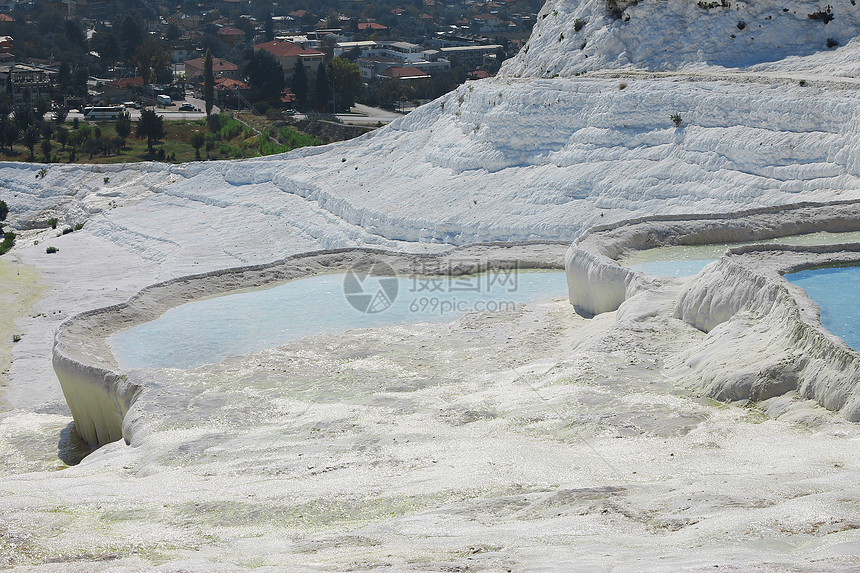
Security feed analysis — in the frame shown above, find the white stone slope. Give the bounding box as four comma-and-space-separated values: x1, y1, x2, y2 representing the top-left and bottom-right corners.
3, 69, 859, 411
7, 290, 860, 572
563, 200, 860, 420
673, 244, 860, 421
505, 0, 860, 76
1, 1, 860, 571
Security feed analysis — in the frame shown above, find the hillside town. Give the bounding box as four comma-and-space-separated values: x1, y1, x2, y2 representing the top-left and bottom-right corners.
0, 0, 541, 114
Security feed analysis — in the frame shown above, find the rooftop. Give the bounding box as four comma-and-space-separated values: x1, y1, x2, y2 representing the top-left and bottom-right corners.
254, 40, 324, 58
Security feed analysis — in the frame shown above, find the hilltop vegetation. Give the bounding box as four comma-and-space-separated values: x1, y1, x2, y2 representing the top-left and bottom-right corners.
0, 112, 325, 165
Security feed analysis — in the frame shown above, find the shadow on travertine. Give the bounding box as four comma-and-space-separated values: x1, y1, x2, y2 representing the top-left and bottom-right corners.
58, 421, 94, 466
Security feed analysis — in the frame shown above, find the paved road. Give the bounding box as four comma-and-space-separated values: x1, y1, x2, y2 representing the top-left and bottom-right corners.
64, 108, 206, 122
288, 104, 406, 125
60, 101, 403, 125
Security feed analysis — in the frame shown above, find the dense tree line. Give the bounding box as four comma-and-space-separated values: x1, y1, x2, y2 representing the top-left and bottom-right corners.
0, 94, 167, 162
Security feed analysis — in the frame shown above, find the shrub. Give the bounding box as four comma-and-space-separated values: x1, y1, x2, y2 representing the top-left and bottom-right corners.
697, 0, 729, 8
207, 114, 221, 133
46, 246, 58, 254
74, 222, 83, 231
0, 231, 15, 255
808, 7, 834, 23
606, 0, 637, 19
61, 227, 73, 235
12, 334, 21, 342
276, 126, 324, 150
737, 20, 746, 30
0, 199, 7, 221
671, 112, 683, 127
574, 18, 586, 32
826, 37, 839, 48
47, 217, 58, 229
218, 115, 244, 140
115, 111, 132, 139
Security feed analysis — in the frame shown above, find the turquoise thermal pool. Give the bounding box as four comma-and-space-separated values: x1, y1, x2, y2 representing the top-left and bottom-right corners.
109, 270, 568, 370
785, 265, 860, 351
622, 231, 860, 277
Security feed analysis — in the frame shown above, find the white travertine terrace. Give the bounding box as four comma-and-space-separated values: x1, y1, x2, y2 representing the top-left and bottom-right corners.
566, 199, 860, 418
52, 244, 567, 447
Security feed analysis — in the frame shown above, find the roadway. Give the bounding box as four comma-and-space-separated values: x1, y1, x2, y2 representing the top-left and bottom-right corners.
63, 98, 405, 125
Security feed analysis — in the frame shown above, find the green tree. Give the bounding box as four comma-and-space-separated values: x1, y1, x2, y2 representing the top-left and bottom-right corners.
115, 111, 132, 139
204, 49, 214, 117
53, 106, 68, 126
71, 66, 89, 97
0, 199, 7, 221
64, 20, 86, 50
13, 105, 35, 132
22, 126, 39, 160
292, 61, 308, 111
328, 57, 362, 111
132, 38, 170, 85
314, 63, 332, 112
0, 115, 18, 153
39, 121, 54, 141
264, 13, 274, 41
119, 14, 144, 59
136, 109, 164, 153
40, 138, 52, 162
89, 31, 120, 71
243, 48, 284, 101
190, 131, 205, 159
56, 126, 69, 149
57, 61, 71, 94
166, 23, 180, 42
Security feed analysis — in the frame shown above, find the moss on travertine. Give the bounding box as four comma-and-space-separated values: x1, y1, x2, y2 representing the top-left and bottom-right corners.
0, 257, 43, 409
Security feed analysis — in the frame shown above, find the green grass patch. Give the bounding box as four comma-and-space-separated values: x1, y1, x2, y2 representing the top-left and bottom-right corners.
0, 113, 325, 165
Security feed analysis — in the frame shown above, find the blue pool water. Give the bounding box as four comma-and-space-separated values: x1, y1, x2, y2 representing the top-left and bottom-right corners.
109, 270, 568, 370
622, 231, 860, 277
785, 266, 860, 350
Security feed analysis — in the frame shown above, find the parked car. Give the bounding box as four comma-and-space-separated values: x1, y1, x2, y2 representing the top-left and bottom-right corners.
178, 103, 197, 112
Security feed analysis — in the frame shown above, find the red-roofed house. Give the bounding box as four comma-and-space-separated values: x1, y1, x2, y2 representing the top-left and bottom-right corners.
111, 77, 144, 88
217, 26, 246, 47
254, 40, 324, 76
379, 66, 431, 81
474, 13, 509, 32
213, 77, 250, 109
0, 13, 12, 35
185, 57, 240, 81
358, 22, 387, 31
289, 9, 313, 20
214, 77, 247, 90
280, 88, 295, 105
